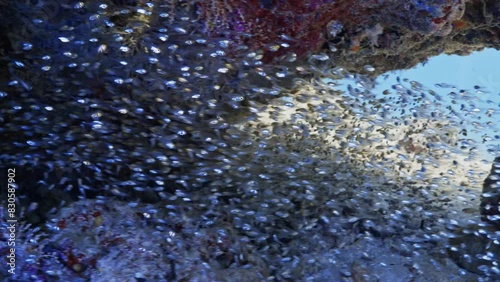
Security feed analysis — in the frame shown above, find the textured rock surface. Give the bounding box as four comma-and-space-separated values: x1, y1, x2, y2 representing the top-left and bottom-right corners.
331, 0, 500, 75
0, 185, 486, 281
195, 0, 500, 74
2, 0, 500, 77
448, 224, 500, 280
481, 156, 500, 226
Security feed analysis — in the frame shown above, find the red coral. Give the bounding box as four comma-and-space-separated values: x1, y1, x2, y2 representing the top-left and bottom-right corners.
197, 0, 466, 61
198, 0, 339, 61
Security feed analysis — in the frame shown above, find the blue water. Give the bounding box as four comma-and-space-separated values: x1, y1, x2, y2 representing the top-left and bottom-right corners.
331, 49, 500, 162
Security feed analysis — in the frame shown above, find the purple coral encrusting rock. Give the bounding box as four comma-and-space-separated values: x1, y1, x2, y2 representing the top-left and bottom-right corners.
196, 0, 468, 60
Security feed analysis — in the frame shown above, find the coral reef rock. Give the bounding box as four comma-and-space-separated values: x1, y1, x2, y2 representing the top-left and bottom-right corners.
481, 156, 500, 227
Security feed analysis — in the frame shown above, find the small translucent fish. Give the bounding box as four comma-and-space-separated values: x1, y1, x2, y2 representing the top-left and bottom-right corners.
435, 83, 454, 88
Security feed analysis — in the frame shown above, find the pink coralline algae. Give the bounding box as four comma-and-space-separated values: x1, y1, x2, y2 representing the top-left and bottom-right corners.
197, 0, 467, 61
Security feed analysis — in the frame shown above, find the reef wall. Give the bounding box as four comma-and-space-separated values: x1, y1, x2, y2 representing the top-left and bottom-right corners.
2, 0, 500, 79
481, 156, 500, 226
